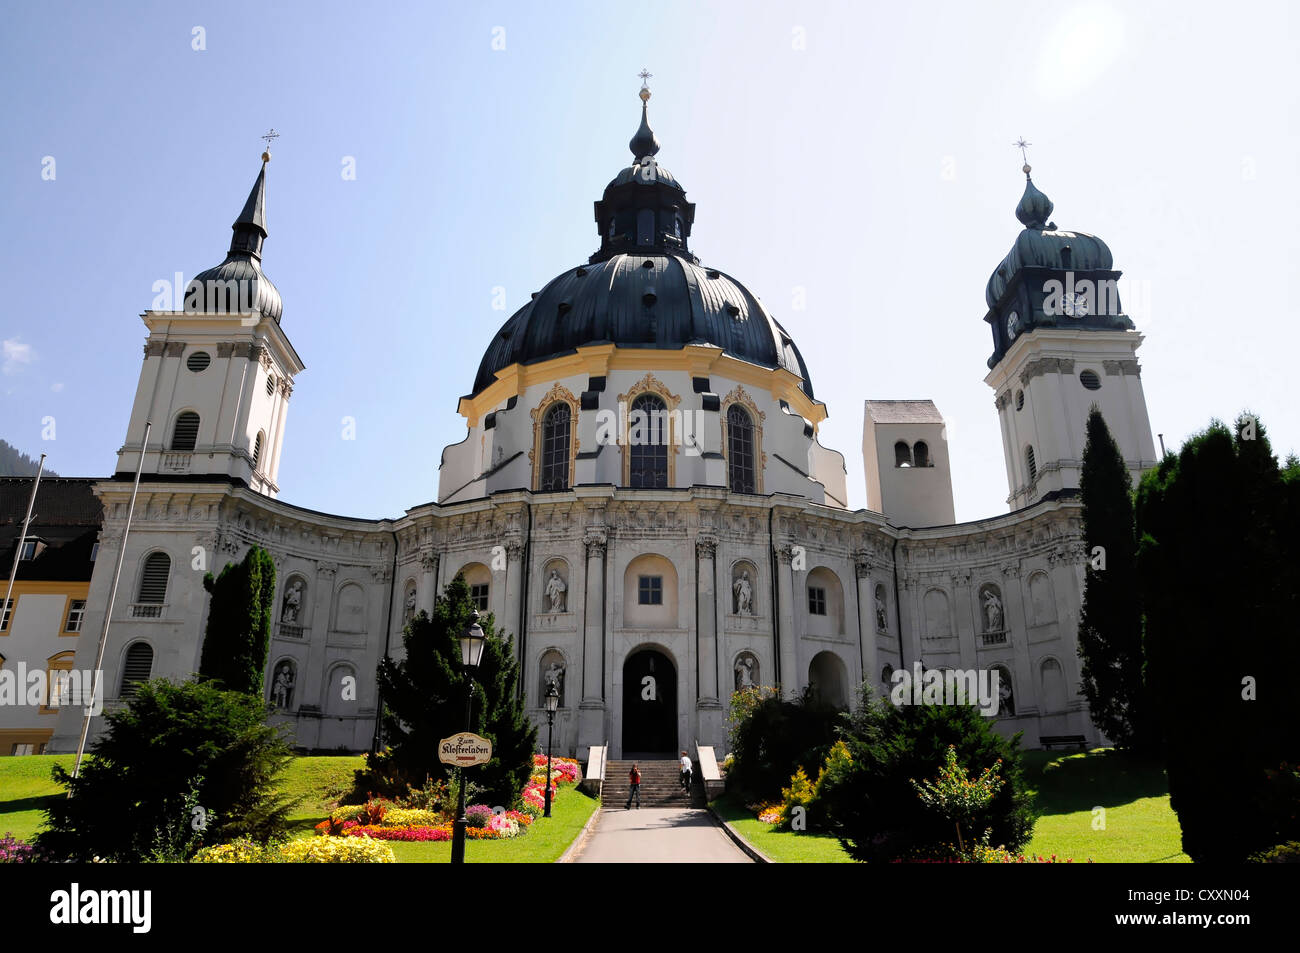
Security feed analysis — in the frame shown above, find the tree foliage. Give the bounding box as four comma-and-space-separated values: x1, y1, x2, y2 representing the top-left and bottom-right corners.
726, 686, 842, 803
199, 545, 275, 698
1076, 407, 1155, 750
1136, 413, 1300, 861
38, 679, 298, 862
366, 573, 537, 807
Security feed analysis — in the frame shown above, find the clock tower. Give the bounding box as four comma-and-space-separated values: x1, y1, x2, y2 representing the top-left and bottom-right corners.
983, 164, 1157, 510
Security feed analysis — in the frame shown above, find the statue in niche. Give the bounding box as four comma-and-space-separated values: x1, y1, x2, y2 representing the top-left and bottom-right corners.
404, 587, 417, 622
996, 669, 1015, 717
545, 569, 567, 612
542, 658, 566, 707
734, 654, 758, 691
875, 586, 888, 632
733, 570, 753, 615
281, 579, 304, 625
982, 589, 1004, 632
271, 661, 295, 709
881, 664, 894, 690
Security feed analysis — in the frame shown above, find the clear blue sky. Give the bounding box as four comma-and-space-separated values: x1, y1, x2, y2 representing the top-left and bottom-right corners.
2, 0, 1296, 520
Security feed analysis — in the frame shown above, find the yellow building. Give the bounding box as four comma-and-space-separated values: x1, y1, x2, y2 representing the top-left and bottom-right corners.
0, 478, 102, 755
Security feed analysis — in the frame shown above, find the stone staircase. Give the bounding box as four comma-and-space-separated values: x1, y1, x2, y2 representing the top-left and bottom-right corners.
603, 759, 705, 808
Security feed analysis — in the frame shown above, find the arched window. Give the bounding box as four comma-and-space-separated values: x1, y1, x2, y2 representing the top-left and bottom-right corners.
540, 403, 571, 491
1025, 445, 1038, 483
628, 393, 668, 488
136, 552, 170, 610
252, 431, 265, 471
170, 412, 200, 452
727, 405, 755, 493
120, 642, 154, 699
913, 440, 930, 468
894, 441, 912, 468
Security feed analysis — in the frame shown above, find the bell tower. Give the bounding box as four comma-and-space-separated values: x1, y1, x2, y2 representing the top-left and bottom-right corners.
116, 152, 304, 497
982, 163, 1157, 510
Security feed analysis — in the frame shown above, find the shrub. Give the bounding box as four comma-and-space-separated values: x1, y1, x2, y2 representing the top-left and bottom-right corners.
817, 685, 1035, 862
465, 804, 494, 829
727, 686, 842, 803
0, 833, 35, 864
276, 836, 395, 863
198, 546, 275, 697
38, 678, 299, 862
380, 808, 443, 828
1248, 841, 1300, 863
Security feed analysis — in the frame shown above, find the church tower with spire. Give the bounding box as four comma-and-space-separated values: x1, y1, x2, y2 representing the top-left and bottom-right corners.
982, 162, 1157, 510
116, 150, 304, 497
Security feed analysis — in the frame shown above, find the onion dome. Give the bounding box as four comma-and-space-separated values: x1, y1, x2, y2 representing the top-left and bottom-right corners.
185, 157, 284, 322
471, 83, 813, 399
985, 165, 1115, 310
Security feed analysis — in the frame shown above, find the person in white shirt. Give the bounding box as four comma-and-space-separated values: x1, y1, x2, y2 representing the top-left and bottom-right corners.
679, 750, 693, 794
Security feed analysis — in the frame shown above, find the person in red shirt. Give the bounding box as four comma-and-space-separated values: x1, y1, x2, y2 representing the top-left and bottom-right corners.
625, 763, 641, 810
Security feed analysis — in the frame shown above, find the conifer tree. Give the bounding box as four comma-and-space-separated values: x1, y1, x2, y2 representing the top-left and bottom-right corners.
374, 573, 536, 806
1076, 407, 1152, 750
199, 545, 275, 698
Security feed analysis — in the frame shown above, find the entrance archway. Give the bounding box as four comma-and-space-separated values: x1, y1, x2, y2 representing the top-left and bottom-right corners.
622, 647, 677, 756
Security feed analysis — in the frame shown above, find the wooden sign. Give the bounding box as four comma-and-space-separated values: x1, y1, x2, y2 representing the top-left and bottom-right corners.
438, 732, 493, 766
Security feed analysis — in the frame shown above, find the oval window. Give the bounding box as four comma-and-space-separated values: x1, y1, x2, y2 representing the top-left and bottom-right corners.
186, 351, 211, 372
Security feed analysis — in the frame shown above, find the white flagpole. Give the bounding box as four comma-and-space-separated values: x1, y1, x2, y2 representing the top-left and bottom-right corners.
72, 421, 151, 786
3, 453, 46, 637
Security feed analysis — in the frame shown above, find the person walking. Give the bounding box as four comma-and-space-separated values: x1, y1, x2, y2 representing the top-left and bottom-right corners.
679, 750, 693, 795
625, 762, 641, 810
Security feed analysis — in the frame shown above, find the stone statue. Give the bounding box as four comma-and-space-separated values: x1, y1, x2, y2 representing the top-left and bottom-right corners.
271, 662, 295, 709
733, 571, 753, 615
543, 659, 566, 706
734, 654, 756, 690
545, 569, 567, 612
281, 579, 303, 625
997, 671, 1015, 717
875, 593, 888, 632
404, 587, 417, 622
983, 589, 1003, 632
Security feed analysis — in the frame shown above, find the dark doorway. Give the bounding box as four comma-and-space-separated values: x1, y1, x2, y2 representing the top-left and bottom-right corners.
622, 648, 676, 756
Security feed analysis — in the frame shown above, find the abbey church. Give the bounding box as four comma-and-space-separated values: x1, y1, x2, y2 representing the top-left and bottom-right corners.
32, 83, 1155, 759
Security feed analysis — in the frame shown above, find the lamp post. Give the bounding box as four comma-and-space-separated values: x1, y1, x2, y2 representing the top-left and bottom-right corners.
451, 609, 487, 866
543, 683, 559, 818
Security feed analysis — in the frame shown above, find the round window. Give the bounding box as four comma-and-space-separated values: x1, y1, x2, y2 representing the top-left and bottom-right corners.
1080, 370, 1102, 390
186, 351, 211, 372
1015, 390, 1025, 411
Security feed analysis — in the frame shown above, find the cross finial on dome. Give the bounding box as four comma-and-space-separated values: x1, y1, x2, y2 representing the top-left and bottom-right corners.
629, 71, 660, 159
1013, 136, 1032, 176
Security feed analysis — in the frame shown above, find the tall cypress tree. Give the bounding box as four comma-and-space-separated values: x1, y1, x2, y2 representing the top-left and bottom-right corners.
374, 573, 536, 806
199, 545, 275, 698
1137, 414, 1300, 861
1076, 407, 1152, 750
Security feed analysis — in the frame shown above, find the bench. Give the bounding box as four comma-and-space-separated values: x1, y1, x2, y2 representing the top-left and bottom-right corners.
1039, 735, 1088, 750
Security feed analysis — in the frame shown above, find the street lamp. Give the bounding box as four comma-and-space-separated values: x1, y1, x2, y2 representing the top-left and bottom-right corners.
451, 609, 487, 865
543, 683, 560, 818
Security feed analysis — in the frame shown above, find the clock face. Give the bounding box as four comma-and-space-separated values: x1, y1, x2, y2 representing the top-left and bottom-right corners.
1006, 311, 1020, 341
1063, 292, 1088, 317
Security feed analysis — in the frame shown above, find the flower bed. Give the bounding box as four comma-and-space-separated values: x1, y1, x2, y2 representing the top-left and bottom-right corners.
192, 836, 395, 863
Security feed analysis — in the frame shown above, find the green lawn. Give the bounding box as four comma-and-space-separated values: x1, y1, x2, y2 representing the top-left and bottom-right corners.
710, 794, 853, 863
0, 754, 598, 863
712, 747, 1189, 863
1021, 748, 1190, 863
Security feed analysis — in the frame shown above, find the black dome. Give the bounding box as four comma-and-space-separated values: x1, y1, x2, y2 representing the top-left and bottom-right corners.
472, 252, 814, 398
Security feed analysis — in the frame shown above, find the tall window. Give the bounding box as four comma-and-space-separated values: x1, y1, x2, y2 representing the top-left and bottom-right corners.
727, 405, 755, 493
65, 599, 86, 633
894, 441, 912, 468
252, 431, 265, 471
0, 598, 11, 631
120, 642, 154, 699
808, 586, 827, 616
540, 403, 571, 491
171, 412, 200, 451
134, 552, 170, 617
470, 583, 490, 612
628, 394, 668, 488
913, 441, 930, 468
1025, 445, 1038, 483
